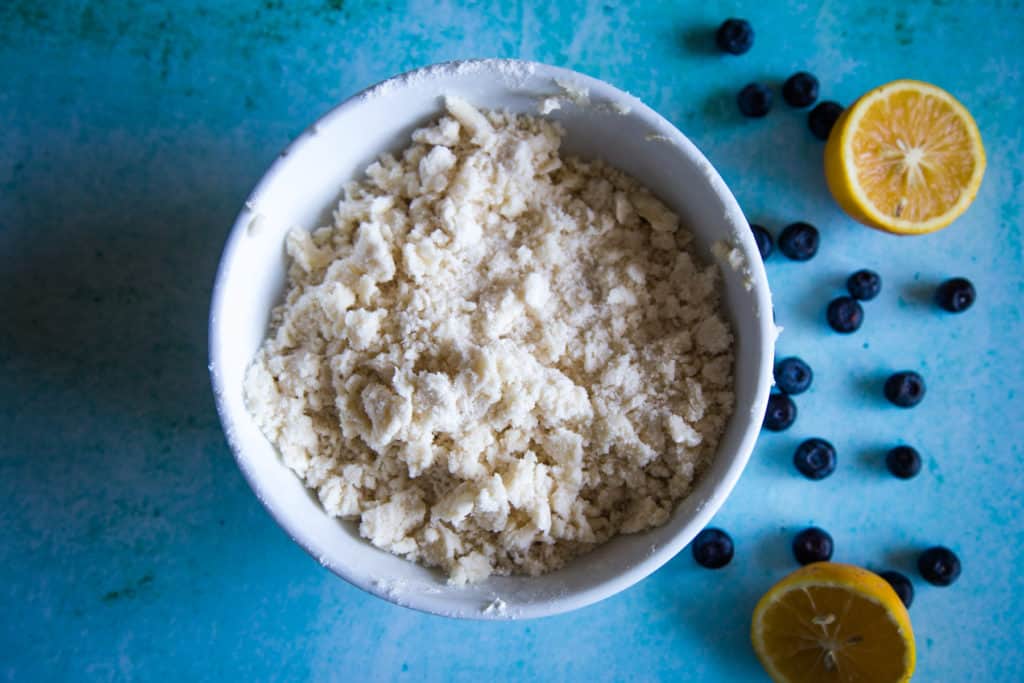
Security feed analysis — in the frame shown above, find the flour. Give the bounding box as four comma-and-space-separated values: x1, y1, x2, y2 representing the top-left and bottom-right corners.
362, 60, 538, 102
553, 78, 591, 106
246, 212, 266, 237
711, 239, 754, 292
482, 597, 509, 616
244, 98, 735, 584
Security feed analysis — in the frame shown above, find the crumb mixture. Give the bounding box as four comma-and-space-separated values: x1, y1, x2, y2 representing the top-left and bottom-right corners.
244, 97, 735, 584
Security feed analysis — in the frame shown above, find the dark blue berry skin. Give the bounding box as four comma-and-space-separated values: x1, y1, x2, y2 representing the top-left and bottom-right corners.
827, 296, 864, 333
738, 83, 772, 117
778, 222, 819, 260
775, 357, 813, 395
936, 277, 976, 312
792, 527, 834, 565
918, 546, 962, 587
692, 528, 734, 569
782, 71, 819, 108
886, 446, 922, 479
794, 438, 836, 480
884, 371, 926, 408
763, 393, 797, 431
751, 224, 773, 260
847, 269, 882, 301
879, 570, 915, 607
716, 18, 754, 55
809, 101, 844, 140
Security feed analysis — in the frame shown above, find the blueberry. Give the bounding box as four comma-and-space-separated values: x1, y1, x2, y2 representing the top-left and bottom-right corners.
878, 570, 915, 607
792, 527, 834, 565
886, 445, 922, 479
763, 393, 797, 431
918, 546, 961, 587
750, 224, 773, 260
808, 101, 844, 140
794, 438, 836, 480
777, 222, 819, 260
826, 296, 864, 333
884, 371, 926, 408
782, 71, 819, 108
936, 277, 976, 313
847, 269, 882, 301
775, 357, 813, 395
738, 83, 772, 118
715, 18, 754, 55
692, 528, 734, 569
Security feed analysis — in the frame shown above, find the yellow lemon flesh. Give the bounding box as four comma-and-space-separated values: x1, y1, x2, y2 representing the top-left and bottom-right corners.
824, 79, 985, 235
751, 563, 916, 683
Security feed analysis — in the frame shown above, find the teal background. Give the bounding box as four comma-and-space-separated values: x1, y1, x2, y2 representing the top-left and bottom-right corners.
2, 1, 1022, 680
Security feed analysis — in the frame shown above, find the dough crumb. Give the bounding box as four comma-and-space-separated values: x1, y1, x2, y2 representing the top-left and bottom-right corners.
245, 99, 735, 584
537, 97, 562, 115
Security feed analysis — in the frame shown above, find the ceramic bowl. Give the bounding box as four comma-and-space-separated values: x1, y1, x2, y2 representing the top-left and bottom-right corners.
209, 59, 774, 620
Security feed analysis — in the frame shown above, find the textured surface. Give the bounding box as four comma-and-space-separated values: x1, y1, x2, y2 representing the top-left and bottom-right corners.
2, 1, 1022, 680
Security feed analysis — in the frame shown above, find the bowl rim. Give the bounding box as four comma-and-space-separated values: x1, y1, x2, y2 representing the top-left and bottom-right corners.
209, 57, 774, 620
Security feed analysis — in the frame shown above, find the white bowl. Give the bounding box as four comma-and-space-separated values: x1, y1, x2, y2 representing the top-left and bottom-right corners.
209, 59, 774, 620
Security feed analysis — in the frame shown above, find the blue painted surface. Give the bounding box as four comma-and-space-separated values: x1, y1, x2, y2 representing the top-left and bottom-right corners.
2, 1, 1022, 680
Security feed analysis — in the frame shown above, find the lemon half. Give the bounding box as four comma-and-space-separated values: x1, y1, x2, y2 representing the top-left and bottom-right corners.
751, 563, 916, 683
824, 79, 985, 235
